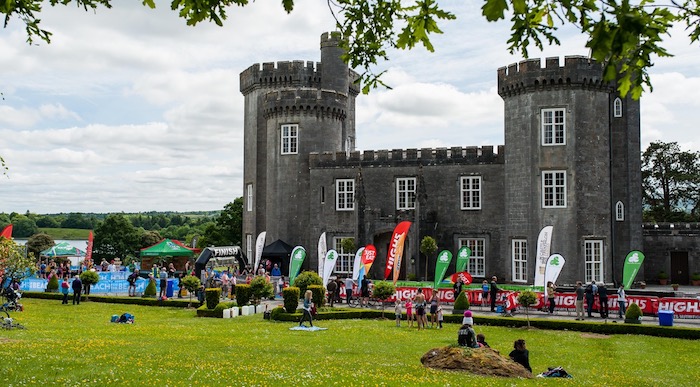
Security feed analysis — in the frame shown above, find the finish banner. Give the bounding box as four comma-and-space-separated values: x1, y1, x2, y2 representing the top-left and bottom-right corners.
322, 249, 339, 286
433, 250, 453, 289
352, 247, 364, 281
544, 254, 565, 286
534, 225, 553, 287
317, 232, 327, 278
288, 246, 306, 286
622, 250, 645, 290
361, 244, 377, 281
455, 246, 471, 273
384, 221, 411, 281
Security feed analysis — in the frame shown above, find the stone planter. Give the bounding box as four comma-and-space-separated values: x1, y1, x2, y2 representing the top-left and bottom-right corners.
659, 279, 668, 285
692, 280, 700, 286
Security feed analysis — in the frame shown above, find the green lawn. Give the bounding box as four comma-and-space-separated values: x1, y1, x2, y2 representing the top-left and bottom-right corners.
1, 299, 698, 386
38, 228, 91, 240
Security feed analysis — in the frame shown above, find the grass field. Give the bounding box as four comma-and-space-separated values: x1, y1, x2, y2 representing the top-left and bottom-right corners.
1, 298, 699, 386
37, 228, 91, 240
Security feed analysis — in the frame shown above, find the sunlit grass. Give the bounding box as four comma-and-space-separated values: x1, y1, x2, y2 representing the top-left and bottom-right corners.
1, 299, 698, 386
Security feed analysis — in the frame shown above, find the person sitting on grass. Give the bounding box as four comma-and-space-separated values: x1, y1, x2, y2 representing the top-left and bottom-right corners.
476, 333, 489, 348
458, 322, 478, 348
509, 339, 532, 372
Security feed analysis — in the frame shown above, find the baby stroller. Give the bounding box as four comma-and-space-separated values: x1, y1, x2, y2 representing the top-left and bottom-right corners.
1, 286, 23, 313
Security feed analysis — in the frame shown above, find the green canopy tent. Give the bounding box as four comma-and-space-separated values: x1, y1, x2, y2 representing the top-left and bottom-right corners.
140, 239, 195, 258
41, 241, 85, 257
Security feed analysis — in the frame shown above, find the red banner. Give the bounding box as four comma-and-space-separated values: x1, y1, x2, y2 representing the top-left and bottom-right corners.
0, 224, 12, 239
361, 244, 377, 275
384, 221, 411, 280
449, 271, 473, 285
84, 231, 94, 265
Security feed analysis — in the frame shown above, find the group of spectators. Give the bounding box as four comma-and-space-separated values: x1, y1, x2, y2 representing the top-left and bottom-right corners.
572, 281, 626, 320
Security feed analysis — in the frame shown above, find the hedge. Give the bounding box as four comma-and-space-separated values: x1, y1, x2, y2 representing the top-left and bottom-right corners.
22, 291, 200, 308
205, 288, 222, 309
283, 287, 300, 313
308, 285, 325, 308
236, 284, 252, 306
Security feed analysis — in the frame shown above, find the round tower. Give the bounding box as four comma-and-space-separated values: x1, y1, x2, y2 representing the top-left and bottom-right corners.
498, 56, 641, 285
240, 33, 359, 269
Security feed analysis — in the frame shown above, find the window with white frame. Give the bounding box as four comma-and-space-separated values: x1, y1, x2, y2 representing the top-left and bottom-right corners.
512, 239, 527, 282
246, 184, 253, 212
396, 177, 416, 210
542, 170, 567, 208
281, 124, 298, 154
584, 240, 604, 283
336, 179, 355, 211
614, 98, 623, 118
615, 201, 624, 221
246, 234, 253, 264
333, 237, 354, 274
541, 108, 566, 145
459, 238, 485, 277
460, 176, 482, 210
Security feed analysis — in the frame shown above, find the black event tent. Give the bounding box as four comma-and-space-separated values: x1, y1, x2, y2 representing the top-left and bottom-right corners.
262, 239, 294, 276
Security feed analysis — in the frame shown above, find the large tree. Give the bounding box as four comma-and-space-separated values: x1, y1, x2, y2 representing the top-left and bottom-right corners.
93, 214, 141, 261
3, 1, 700, 98
216, 198, 243, 246
642, 141, 700, 222
26, 233, 55, 259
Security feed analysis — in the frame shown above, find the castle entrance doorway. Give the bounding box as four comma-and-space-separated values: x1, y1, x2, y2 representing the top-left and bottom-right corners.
670, 251, 689, 285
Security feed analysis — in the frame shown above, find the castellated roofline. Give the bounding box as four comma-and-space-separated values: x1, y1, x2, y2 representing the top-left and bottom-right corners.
497, 56, 615, 98
309, 146, 505, 168
239, 59, 360, 96
262, 88, 348, 120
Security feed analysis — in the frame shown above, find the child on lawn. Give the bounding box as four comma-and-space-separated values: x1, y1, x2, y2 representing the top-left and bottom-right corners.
395, 297, 403, 327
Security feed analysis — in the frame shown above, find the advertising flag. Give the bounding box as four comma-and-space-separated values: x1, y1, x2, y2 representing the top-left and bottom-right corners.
84, 231, 94, 265
360, 244, 377, 281
289, 246, 307, 286
433, 249, 453, 289
544, 254, 565, 286
322, 249, 339, 286
449, 271, 473, 285
534, 225, 554, 287
384, 221, 411, 280
352, 247, 364, 280
254, 231, 266, 275
622, 250, 645, 290
455, 246, 471, 273
0, 224, 12, 239
317, 232, 327, 278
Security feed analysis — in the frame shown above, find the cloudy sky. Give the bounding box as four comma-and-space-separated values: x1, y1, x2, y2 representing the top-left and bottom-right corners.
1, 1, 699, 214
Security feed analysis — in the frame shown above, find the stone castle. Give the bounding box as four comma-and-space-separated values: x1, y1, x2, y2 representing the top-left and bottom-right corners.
239, 32, 643, 285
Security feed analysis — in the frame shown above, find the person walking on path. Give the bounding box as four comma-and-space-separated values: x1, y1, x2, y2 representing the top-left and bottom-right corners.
344, 277, 354, 304
598, 283, 609, 318
575, 281, 585, 320
128, 269, 139, 297
585, 281, 597, 317
299, 290, 314, 328
481, 280, 489, 308
71, 275, 82, 305
453, 279, 463, 303
327, 279, 337, 307
489, 276, 499, 312
617, 284, 627, 318
546, 281, 557, 314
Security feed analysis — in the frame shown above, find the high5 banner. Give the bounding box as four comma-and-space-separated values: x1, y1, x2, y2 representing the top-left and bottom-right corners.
384, 221, 411, 282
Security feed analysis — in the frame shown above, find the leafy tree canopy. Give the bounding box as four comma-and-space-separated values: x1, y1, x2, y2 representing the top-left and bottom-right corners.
93, 214, 141, 261
26, 233, 54, 259
0, 238, 37, 282
3, 1, 700, 97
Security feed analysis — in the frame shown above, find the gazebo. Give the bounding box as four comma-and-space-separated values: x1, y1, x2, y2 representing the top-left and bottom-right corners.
140, 239, 195, 271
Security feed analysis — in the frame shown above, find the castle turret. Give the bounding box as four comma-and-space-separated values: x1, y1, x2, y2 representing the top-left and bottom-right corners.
499, 56, 641, 284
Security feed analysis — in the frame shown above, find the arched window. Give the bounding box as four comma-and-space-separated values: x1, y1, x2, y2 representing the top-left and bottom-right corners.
614, 98, 623, 118
615, 201, 624, 221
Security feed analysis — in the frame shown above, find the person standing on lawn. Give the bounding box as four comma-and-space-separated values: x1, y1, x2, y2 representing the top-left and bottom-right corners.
429, 292, 439, 328
344, 277, 354, 304
575, 281, 585, 320
61, 277, 70, 304
128, 269, 139, 297
299, 290, 314, 328
71, 274, 82, 305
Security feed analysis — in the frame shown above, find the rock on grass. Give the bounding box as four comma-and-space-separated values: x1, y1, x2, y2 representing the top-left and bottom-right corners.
420, 346, 533, 378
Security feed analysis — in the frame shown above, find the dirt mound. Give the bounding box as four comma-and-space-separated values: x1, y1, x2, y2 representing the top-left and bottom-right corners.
421, 346, 533, 378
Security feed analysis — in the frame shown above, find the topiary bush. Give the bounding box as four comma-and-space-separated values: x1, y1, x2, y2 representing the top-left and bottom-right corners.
181, 275, 201, 307
453, 290, 470, 312
46, 274, 59, 292
293, 271, 323, 299
625, 302, 643, 323
308, 285, 325, 307
283, 286, 300, 313
205, 288, 222, 309
372, 281, 396, 318
270, 306, 286, 320
250, 276, 274, 304
213, 301, 237, 317
236, 284, 252, 306
143, 278, 157, 297
517, 290, 538, 327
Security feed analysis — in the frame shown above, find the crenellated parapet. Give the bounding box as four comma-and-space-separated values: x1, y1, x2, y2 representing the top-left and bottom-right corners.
240, 60, 320, 95
261, 88, 348, 120
498, 56, 615, 98
309, 145, 505, 168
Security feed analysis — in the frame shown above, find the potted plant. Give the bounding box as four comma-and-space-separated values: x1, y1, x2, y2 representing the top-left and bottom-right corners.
658, 271, 669, 285
671, 283, 680, 291
691, 273, 700, 286
624, 302, 643, 324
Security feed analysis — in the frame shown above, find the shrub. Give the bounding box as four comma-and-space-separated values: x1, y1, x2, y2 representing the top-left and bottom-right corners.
658, 271, 669, 279
250, 276, 274, 304
46, 275, 59, 291
270, 306, 286, 320
283, 286, 301, 313
181, 275, 201, 306
236, 284, 252, 306
454, 290, 470, 311
373, 281, 396, 317
80, 270, 99, 287
518, 290, 538, 327
143, 279, 157, 297
626, 302, 643, 321
205, 288, 222, 309
293, 271, 323, 299
308, 285, 325, 307
213, 301, 237, 317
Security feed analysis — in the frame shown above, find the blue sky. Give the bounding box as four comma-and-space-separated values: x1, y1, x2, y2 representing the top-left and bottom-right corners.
1, 1, 699, 213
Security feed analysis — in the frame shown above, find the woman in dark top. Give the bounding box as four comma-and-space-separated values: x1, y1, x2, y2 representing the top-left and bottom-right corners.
509, 339, 532, 372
